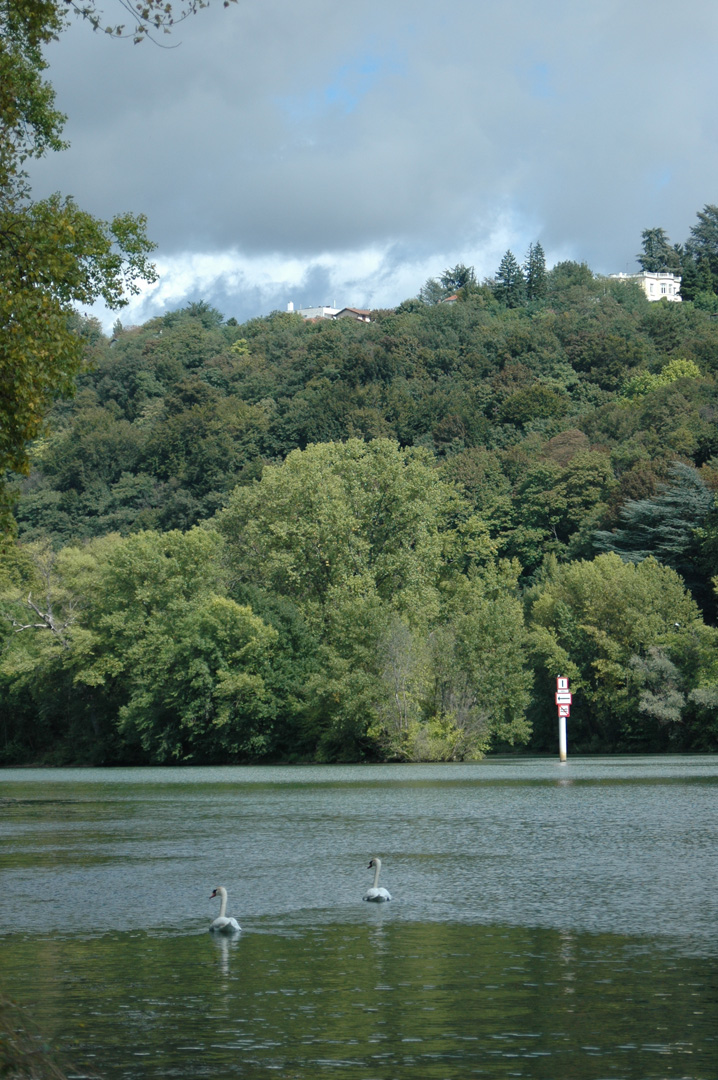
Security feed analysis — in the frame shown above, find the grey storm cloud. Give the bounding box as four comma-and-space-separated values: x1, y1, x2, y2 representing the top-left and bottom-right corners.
27, 0, 718, 320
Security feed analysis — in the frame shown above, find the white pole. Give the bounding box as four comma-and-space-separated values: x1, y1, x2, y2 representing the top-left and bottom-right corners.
558, 714, 567, 763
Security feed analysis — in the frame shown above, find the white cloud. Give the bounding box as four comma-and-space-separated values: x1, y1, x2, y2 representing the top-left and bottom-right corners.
88, 208, 559, 330
33, 0, 718, 329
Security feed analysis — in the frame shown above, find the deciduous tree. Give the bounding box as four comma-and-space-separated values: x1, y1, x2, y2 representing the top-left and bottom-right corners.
1, 0, 156, 527
527, 553, 717, 751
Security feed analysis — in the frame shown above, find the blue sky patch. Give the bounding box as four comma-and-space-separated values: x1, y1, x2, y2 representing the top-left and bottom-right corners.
278, 47, 405, 125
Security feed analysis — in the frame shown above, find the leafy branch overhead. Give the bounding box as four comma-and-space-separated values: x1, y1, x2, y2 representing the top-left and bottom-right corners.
65, 0, 236, 43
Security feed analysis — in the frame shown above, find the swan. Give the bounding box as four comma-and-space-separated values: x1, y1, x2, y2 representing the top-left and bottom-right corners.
363, 857, 392, 902
209, 887, 241, 933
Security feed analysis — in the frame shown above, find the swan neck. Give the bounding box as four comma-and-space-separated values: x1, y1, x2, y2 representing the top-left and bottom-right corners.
372, 860, 381, 890
218, 888, 227, 918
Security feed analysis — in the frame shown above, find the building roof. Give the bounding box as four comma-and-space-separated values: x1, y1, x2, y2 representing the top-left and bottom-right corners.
334, 307, 372, 321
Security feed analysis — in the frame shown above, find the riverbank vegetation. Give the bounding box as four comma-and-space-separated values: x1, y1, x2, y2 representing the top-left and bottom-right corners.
2, 254, 718, 764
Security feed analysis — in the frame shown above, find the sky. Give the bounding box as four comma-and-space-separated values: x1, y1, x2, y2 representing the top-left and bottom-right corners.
28, 0, 718, 329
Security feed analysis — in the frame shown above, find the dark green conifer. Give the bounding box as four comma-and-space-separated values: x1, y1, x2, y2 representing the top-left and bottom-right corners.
594, 463, 716, 615
637, 228, 681, 273
494, 250, 526, 308
524, 242, 547, 301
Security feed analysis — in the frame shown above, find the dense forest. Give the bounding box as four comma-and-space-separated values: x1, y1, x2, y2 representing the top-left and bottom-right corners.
2, 252, 718, 765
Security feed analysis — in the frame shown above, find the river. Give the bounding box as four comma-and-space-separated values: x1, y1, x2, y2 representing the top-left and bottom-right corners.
1, 756, 717, 1079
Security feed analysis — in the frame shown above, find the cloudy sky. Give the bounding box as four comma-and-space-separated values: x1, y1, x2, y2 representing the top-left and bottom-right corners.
29, 0, 718, 328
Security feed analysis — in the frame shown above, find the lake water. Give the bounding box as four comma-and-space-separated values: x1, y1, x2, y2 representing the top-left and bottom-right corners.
1, 757, 717, 1079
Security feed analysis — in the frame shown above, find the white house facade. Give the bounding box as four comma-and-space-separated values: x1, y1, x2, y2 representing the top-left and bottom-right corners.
610, 271, 682, 302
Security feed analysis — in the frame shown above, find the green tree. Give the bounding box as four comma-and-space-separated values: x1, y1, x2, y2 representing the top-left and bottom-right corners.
524, 242, 547, 301
527, 553, 717, 751
214, 439, 471, 625
214, 439, 526, 760
545, 260, 597, 308
418, 276, 447, 305
630, 647, 685, 726
418, 263, 477, 304
493, 250, 526, 308
497, 382, 569, 426
440, 263, 477, 293
686, 204, 718, 286
622, 357, 701, 399
1, 0, 156, 527
367, 565, 532, 762
0, 528, 280, 763
426, 566, 532, 756
676, 245, 700, 301
501, 451, 617, 574
593, 462, 716, 616
637, 227, 681, 273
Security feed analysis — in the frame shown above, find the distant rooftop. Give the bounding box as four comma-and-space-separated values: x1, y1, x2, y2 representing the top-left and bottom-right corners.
287, 303, 371, 322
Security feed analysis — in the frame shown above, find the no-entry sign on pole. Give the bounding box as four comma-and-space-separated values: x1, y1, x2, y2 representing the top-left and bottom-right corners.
556, 676, 570, 763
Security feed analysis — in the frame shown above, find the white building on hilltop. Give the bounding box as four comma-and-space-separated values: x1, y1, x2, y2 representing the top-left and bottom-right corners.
287, 302, 340, 319
610, 270, 682, 302
286, 302, 371, 322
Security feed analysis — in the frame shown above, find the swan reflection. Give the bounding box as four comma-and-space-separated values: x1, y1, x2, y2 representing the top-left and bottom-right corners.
211, 930, 241, 976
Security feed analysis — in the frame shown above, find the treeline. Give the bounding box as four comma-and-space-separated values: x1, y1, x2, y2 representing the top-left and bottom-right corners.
1, 257, 718, 764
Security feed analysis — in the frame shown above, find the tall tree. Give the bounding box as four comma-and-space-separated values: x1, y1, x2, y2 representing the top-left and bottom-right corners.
685, 204, 718, 288
637, 227, 681, 273
418, 264, 477, 303
524, 242, 547, 301
439, 263, 477, 293
418, 276, 446, 305
493, 250, 526, 308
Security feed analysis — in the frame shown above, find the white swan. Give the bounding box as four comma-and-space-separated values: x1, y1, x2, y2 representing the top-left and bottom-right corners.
209, 887, 241, 933
363, 857, 392, 902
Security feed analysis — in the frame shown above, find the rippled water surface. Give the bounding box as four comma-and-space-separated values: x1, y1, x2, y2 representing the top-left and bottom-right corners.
1, 757, 717, 1079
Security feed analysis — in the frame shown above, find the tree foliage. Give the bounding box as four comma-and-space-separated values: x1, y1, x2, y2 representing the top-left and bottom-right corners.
66, 0, 235, 43
527, 553, 718, 751
0, 529, 280, 762
213, 438, 525, 761
686, 204, 718, 282
3, 204, 718, 760
493, 250, 526, 308
637, 228, 681, 273
0, 0, 157, 526
524, 242, 547, 301
593, 463, 716, 616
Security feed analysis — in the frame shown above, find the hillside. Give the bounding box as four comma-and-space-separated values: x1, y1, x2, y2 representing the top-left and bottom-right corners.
1, 262, 717, 764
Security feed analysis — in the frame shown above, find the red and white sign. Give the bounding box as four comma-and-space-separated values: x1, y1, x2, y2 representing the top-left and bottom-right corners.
555, 691, 572, 705
558, 704, 570, 717
556, 676, 569, 691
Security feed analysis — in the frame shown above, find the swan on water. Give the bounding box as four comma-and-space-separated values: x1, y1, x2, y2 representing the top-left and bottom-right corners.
363, 857, 392, 902
209, 887, 241, 933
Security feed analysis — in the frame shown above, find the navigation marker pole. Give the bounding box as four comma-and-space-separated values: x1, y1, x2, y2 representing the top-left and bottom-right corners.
555, 677, 572, 764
